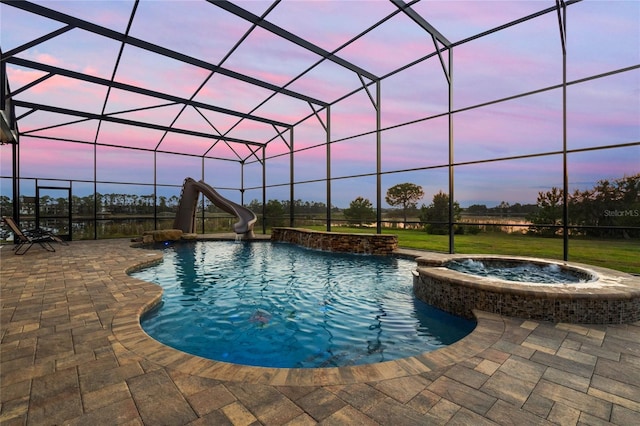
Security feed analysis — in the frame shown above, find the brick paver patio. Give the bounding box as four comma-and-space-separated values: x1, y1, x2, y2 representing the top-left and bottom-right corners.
1, 239, 639, 425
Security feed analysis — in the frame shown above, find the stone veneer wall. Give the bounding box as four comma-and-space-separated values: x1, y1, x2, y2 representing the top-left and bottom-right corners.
413, 266, 640, 324
271, 227, 398, 255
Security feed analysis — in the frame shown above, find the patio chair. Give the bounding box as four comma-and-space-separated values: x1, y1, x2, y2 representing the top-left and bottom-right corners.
23, 226, 68, 246
2, 216, 57, 255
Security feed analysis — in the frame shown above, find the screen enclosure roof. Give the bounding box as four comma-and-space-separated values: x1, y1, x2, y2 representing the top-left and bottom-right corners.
2, 0, 575, 163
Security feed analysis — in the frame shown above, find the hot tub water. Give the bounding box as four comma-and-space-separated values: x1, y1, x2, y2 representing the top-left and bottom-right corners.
445, 258, 591, 284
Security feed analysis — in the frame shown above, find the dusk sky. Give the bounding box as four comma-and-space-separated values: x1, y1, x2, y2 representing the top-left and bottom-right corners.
1, 0, 638, 208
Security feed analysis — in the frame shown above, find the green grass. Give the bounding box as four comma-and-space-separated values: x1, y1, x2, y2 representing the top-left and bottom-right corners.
303, 226, 640, 274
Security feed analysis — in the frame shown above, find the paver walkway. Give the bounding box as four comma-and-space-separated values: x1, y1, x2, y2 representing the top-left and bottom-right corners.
1, 239, 639, 425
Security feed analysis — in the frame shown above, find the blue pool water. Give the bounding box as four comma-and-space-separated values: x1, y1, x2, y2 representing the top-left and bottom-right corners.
133, 241, 475, 368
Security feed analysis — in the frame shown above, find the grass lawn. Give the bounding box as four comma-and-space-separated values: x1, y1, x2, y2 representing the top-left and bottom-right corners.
304, 226, 640, 274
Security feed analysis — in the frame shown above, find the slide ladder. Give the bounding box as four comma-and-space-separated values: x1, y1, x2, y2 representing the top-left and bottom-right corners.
173, 177, 257, 238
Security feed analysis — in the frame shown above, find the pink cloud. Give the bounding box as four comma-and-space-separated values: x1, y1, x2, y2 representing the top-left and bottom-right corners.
6, 66, 48, 90
155, 153, 204, 186
81, 65, 101, 78
381, 117, 450, 171
16, 30, 122, 80
33, 52, 61, 67
329, 91, 378, 140
170, 106, 219, 135
453, 41, 561, 109
19, 137, 95, 180
223, 119, 280, 143
114, 45, 211, 99
222, 27, 321, 88
285, 61, 362, 104
113, 104, 190, 130
251, 93, 313, 126
96, 146, 155, 184
264, 138, 292, 158
196, 73, 274, 117
289, 117, 328, 150
15, 75, 108, 115
26, 120, 98, 142
568, 147, 640, 188
412, 1, 553, 43
381, 61, 450, 127
292, 147, 326, 182
96, 122, 164, 150
337, 15, 444, 76
130, 0, 253, 67
196, 109, 250, 138
156, 132, 215, 157
104, 88, 171, 114
567, 1, 640, 79
266, 0, 396, 53
332, 138, 377, 177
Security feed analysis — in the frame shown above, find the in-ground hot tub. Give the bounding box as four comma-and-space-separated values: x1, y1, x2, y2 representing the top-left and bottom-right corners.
413, 253, 640, 324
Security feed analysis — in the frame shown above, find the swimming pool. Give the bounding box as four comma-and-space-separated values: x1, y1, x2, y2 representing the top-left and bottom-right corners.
132, 241, 475, 368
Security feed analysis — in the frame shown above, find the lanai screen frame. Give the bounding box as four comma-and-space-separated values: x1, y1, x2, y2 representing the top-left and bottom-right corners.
1, 0, 638, 261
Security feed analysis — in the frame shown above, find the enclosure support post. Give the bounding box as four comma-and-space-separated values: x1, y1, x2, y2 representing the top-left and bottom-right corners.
557, 0, 569, 261
262, 146, 266, 235
289, 127, 295, 227
2, 61, 21, 225
376, 81, 382, 234
153, 151, 158, 230
240, 160, 245, 206
356, 74, 383, 234
201, 157, 206, 233
93, 143, 97, 239
448, 50, 455, 254
326, 106, 332, 232
12, 136, 19, 223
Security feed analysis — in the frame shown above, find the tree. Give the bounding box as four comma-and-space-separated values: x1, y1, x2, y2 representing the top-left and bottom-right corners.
419, 191, 461, 234
265, 199, 285, 227
569, 174, 639, 238
526, 187, 564, 236
466, 204, 488, 215
527, 174, 639, 238
497, 201, 510, 217
385, 183, 424, 226
343, 197, 376, 226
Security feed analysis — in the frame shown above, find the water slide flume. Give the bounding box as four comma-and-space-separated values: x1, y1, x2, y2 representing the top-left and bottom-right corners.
173, 177, 257, 238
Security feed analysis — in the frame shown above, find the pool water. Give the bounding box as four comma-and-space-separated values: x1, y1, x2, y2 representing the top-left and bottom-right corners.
445, 259, 588, 284
133, 241, 475, 368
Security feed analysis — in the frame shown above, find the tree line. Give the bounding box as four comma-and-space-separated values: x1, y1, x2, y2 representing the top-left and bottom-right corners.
527, 173, 639, 238
2, 173, 637, 239
343, 174, 639, 238
0, 193, 182, 217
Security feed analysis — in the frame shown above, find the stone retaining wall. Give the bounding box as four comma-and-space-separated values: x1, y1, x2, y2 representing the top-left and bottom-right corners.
141, 229, 183, 244
271, 227, 397, 255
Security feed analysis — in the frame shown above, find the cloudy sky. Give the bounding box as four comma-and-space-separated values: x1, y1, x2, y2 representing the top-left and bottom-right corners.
1, 0, 638, 208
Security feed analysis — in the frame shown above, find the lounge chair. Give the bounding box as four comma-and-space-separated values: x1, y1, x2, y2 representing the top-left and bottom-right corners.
2, 216, 58, 255
23, 226, 68, 246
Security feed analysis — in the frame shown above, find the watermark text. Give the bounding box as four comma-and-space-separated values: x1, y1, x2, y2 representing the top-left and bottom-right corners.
603, 209, 639, 217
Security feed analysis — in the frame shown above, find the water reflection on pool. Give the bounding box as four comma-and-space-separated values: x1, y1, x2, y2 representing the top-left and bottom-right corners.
133, 241, 475, 368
